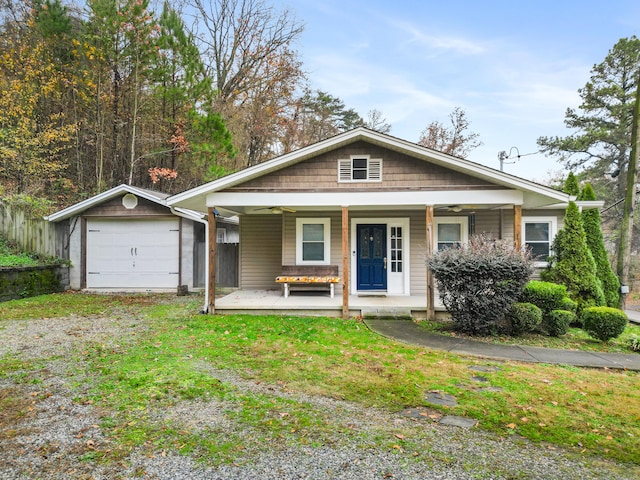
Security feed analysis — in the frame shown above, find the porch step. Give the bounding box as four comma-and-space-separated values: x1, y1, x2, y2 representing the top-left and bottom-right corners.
360, 307, 413, 320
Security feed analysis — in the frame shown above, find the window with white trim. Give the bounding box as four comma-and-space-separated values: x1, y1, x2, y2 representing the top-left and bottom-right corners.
338, 155, 382, 182
296, 218, 331, 265
216, 228, 227, 243
522, 216, 557, 264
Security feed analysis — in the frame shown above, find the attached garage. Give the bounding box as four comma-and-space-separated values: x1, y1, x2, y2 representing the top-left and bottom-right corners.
85, 218, 180, 289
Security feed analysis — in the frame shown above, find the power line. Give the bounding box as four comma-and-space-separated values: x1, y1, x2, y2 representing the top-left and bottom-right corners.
497, 147, 539, 171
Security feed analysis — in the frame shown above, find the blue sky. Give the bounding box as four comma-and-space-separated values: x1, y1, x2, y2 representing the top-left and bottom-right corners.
278, 0, 640, 181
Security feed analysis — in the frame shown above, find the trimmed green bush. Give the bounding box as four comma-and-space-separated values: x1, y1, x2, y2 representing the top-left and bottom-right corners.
559, 296, 578, 314
581, 307, 627, 342
507, 302, 542, 336
428, 235, 533, 335
544, 310, 575, 337
520, 280, 567, 313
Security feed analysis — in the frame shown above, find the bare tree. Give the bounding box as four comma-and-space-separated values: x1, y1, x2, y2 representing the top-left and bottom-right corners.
364, 109, 391, 134
189, 0, 305, 166
418, 107, 482, 159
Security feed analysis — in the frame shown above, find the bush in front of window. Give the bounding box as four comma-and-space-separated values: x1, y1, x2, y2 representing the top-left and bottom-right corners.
541, 201, 605, 312
520, 280, 567, 313
427, 235, 533, 335
580, 183, 620, 308
581, 306, 627, 342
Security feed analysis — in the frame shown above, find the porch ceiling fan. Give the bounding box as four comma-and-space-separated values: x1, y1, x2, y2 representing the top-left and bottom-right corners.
437, 205, 478, 213
254, 206, 297, 214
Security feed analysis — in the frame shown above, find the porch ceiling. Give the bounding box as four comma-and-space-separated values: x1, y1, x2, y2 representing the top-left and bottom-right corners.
207, 189, 525, 216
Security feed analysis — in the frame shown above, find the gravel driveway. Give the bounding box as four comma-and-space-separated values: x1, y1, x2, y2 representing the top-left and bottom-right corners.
0, 308, 637, 480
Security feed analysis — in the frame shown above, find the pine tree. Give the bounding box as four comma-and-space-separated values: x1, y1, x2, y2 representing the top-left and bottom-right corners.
542, 201, 605, 311
581, 183, 621, 307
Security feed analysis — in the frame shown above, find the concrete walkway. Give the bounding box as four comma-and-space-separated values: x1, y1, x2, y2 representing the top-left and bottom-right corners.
364, 312, 640, 371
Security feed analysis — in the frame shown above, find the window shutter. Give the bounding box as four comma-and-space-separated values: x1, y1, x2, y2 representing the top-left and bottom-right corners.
368, 158, 382, 180
338, 159, 352, 182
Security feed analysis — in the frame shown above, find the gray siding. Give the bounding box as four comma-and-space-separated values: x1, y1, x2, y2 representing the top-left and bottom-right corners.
240, 215, 282, 289
228, 141, 503, 192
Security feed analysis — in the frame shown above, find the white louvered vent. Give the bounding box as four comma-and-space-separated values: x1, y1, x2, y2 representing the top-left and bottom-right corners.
337, 157, 383, 182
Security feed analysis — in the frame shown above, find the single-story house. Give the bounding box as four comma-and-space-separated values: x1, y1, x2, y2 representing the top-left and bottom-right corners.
47, 184, 238, 292
167, 127, 602, 318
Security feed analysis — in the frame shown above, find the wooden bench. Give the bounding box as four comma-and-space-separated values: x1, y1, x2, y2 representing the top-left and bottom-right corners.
275, 265, 341, 298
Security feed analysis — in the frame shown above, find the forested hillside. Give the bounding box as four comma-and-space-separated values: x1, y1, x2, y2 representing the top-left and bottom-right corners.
0, 0, 375, 209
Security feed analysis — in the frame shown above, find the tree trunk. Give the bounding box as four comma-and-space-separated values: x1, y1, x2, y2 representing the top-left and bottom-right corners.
617, 77, 640, 305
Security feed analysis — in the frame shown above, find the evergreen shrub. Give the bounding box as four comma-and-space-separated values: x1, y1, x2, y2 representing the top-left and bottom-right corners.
507, 302, 542, 336
580, 183, 620, 307
520, 280, 567, 313
559, 296, 578, 313
544, 310, 574, 337
581, 307, 627, 342
428, 235, 533, 335
541, 202, 605, 311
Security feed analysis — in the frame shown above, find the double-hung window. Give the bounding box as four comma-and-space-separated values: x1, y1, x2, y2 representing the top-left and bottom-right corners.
522, 217, 557, 265
296, 218, 331, 265
338, 155, 382, 182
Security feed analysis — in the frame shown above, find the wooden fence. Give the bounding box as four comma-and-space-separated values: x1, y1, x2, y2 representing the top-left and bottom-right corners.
217, 243, 239, 287
0, 201, 69, 259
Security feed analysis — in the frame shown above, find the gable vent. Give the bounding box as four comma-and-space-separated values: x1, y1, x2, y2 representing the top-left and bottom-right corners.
337, 157, 383, 182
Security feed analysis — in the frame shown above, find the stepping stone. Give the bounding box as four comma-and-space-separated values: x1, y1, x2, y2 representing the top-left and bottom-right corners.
400, 407, 440, 420
438, 416, 478, 429
477, 386, 503, 392
471, 375, 490, 383
468, 365, 501, 373
425, 391, 457, 407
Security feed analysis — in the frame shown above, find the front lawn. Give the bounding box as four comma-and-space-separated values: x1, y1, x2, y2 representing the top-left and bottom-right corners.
1, 293, 639, 472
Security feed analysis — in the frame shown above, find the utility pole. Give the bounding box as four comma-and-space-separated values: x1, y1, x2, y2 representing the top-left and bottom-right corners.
616, 76, 640, 306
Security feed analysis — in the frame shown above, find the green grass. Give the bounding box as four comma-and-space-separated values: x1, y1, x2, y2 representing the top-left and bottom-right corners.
2, 293, 640, 474
0, 292, 168, 320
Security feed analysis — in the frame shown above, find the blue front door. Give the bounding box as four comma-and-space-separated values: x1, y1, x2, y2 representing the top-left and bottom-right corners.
357, 224, 387, 291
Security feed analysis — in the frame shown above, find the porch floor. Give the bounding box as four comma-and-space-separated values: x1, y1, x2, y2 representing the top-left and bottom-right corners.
214, 289, 434, 318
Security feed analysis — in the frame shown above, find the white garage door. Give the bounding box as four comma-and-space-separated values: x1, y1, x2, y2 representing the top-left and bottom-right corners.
86, 218, 180, 289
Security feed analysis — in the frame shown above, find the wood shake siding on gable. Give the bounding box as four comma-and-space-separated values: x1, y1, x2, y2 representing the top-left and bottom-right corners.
226, 142, 505, 192
82, 196, 170, 217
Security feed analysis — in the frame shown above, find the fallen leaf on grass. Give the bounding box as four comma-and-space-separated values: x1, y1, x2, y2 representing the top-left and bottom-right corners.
394, 434, 405, 440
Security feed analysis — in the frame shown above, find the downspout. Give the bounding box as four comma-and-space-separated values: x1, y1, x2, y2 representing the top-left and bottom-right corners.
169, 207, 209, 313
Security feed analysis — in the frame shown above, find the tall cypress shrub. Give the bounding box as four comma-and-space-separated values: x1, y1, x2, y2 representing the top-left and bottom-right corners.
564, 171, 580, 196
541, 201, 605, 311
580, 183, 620, 307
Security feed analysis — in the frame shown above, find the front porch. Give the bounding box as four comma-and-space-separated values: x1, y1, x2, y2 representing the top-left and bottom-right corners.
215, 289, 436, 319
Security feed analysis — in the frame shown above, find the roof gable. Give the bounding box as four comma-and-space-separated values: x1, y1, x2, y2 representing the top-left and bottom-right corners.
168, 127, 571, 211
230, 140, 502, 192
47, 184, 205, 222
